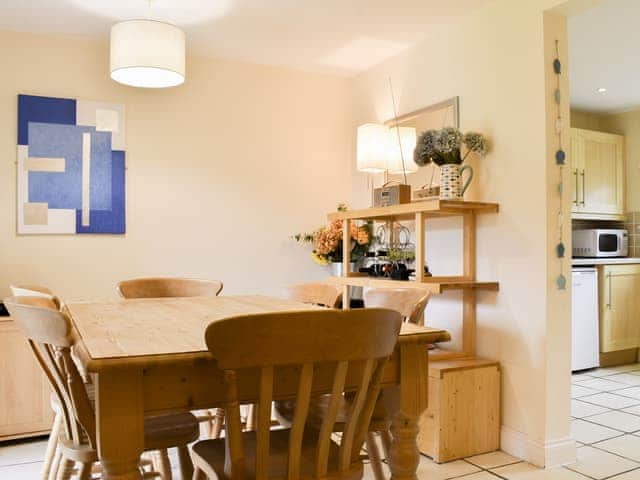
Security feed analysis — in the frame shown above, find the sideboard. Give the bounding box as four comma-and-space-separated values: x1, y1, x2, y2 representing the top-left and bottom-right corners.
0, 315, 53, 441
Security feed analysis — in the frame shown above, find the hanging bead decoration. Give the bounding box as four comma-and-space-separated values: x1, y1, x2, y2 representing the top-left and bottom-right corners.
554, 40, 567, 290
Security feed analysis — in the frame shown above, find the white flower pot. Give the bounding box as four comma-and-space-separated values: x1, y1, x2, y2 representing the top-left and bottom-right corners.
439, 164, 474, 200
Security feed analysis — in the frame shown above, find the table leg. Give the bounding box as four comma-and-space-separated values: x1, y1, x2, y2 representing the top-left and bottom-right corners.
389, 411, 421, 480
388, 341, 429, 480
95, 369, 144, 480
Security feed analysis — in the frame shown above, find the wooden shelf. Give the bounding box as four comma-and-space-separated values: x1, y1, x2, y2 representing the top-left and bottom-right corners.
330, 198, 500, 360
327, 276, 499, 295
328, 200, 499, 222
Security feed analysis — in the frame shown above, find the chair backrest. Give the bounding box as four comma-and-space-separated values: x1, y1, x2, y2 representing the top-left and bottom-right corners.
205, 308, 401, 480
284, 282, 342, 308
10, 284, 61, 309
117, 277, 223, 299
3, 296, 95, 449
363, 288, 430, 325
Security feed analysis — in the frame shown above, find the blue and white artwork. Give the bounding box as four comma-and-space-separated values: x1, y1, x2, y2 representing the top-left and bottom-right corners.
17, 94, 126, 234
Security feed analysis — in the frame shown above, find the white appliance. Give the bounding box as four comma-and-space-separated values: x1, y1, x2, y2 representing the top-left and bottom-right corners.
572, 267, 600, 371
573, 229, 628, 258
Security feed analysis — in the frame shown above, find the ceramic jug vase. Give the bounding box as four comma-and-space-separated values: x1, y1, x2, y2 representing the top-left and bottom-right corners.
439, 164, 474, 200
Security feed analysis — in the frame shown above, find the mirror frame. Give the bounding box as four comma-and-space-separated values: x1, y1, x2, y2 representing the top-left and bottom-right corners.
384, 96, 460, 128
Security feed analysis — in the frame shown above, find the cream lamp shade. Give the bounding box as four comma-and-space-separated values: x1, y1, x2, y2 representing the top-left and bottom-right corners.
110, 20, 186, 88
387, 126, 418, 174
357, 123, 389, 173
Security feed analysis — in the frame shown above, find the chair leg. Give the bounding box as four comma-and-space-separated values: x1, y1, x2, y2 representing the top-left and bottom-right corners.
56, 458, 75, 480
153, 449, 173, 480
210, 408, 225, 439
366, 433, 387, 480
77, 462, 92, 480
192, 467, 207, 480
48, 448, 62, 480
177, 445, 194, 479
245, 404, 256, 431
203, 410, 213, 438
42, 413, 62, 480
380, 429, 392, 460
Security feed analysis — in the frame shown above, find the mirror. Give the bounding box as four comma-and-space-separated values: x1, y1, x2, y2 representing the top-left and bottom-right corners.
385, 96, 459, 131
384, 97, 460, 191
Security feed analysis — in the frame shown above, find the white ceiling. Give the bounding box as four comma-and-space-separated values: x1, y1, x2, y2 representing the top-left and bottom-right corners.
0, 0, 492, 76
569, 0, 640, 113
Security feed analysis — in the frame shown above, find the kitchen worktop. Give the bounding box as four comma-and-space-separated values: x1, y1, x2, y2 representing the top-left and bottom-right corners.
572, 257, 640, 266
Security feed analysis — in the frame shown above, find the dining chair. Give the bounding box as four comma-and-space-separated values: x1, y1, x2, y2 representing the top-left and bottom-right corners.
363, 288, 431, 325
117, 277, 223, 299
10, 284, 62, 309
4, 295, 199, 480
190, 308, 402, 480
276, 287, 432, 480
9, 285, 66, 479
284, 282, 342, 308
117, 276, 225, 439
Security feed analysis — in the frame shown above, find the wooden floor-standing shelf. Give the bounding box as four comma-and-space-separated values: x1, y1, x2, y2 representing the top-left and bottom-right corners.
329, 199, 502, 462
329, 199, 500, 360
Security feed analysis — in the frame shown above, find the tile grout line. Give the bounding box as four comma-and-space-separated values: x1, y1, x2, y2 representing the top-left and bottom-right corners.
569, 366, 640, 480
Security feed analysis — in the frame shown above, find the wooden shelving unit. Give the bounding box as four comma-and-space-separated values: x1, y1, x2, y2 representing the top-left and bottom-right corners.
327, 275, 499, 295
331, 199, 499, 360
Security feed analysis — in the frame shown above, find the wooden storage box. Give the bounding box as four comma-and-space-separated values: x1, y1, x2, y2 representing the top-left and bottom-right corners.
417, 357, 500, 462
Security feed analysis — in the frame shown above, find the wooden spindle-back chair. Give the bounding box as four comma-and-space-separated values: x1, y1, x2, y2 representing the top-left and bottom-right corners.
117, 277, 223, 299
4, 296, 198, 480
363, 288, 430, 325
10, 284, 62, 309
275, 288, 432, 480
191, 308, 401, 480
284, 283, 342, 309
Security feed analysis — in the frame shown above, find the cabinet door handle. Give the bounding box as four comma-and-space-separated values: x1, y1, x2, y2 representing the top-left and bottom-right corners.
580, 170, 586, 205
606, 272, 612, 310
573, 169, 579, 205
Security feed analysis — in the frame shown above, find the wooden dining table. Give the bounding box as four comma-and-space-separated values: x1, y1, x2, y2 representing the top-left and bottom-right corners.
65, 295, 450, 480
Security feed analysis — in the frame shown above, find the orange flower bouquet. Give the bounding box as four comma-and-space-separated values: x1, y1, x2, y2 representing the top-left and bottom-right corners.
294, 204, 373, 266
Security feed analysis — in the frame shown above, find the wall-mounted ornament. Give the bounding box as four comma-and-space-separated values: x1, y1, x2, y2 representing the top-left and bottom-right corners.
555, 118, 563, 134
557, 274, 567, 290
17, 94, 126, 234
553, 40, 566, 290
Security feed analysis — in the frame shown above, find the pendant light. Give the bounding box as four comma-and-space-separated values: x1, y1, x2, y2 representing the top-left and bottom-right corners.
110, 18, 186, 88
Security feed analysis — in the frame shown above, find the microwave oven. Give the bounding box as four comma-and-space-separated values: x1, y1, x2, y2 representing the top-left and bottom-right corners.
572, 229, 628, 258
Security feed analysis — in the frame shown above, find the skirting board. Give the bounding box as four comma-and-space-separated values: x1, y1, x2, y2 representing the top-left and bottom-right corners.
501, 425, 576, 467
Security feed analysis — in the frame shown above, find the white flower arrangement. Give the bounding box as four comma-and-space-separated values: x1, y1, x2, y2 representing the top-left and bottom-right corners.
414, 127, 489, 166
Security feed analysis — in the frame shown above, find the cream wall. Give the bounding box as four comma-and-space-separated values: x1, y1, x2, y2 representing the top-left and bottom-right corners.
0, 30, 353, 300
350, 0, 583, 467
571, 109, 604, 130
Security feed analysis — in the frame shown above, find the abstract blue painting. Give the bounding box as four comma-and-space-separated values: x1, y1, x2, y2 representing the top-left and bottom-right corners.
17, 94, 126, 234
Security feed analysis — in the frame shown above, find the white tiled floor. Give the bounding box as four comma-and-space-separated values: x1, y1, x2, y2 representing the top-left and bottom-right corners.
566, 363, 640, 480
5, 364, 640, 479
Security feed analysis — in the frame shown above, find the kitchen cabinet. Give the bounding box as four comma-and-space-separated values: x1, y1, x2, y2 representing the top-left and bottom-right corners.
571, 128, 624, 218
0, 317, 54, 440
599, 265, 640, 353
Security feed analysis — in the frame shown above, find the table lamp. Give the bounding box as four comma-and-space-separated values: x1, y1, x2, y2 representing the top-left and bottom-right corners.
356, 123, 416, 207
